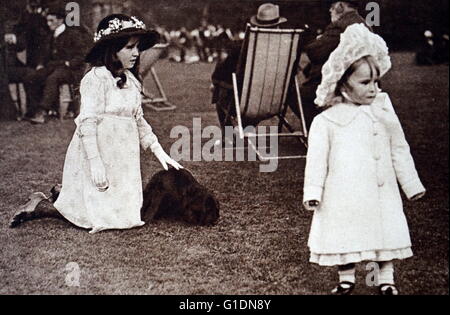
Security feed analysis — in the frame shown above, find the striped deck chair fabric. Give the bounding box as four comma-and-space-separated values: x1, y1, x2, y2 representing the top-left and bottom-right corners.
231, 25, 308, 160
239, 26, 303, 122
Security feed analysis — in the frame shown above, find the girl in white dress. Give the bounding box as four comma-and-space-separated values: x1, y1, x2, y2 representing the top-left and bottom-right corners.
303, 24, 426, 295
52, 14, 182, 233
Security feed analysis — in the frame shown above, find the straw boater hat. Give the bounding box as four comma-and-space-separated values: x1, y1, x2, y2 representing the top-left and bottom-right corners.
85, 14, 160, 64
250, 3, 287, 27
314, 23, 392, 107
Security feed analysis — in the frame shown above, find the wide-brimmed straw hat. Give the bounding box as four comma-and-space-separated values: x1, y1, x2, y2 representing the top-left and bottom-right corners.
250, 3, 287, 27
85, 14, 159, 64
315, 24, 391, 107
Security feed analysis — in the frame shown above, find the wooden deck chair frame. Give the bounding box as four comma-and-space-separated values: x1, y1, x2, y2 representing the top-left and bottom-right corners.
140, 44, 176, 111
231, 25, 308, 160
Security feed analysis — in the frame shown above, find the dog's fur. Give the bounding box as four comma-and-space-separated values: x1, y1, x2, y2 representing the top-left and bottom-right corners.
11, 170, 220, 228
141, 168, 220, 226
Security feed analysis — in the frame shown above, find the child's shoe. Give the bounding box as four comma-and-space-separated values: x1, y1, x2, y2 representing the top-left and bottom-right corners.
331, 281, 355, 295
378, 284, 399, 295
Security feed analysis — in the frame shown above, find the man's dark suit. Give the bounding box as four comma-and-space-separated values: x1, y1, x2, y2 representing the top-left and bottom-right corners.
4, 20, 30, 84
301, 10, 371, 130
26, 25, 91, 115
14, 10, 50, 69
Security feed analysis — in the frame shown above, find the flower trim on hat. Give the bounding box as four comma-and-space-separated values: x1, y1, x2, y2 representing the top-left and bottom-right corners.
94, 16, 146, 42
314, 23, 392, 107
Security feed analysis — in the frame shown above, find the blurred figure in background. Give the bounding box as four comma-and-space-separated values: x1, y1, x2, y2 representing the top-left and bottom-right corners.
14, 0, 50, 69
416, 29, 449, 65
197, 19, 210, 62
300, 0, 371, 130
191, 28, 205, 61
1, 7, 18, 120
178, 27, 189, 63
436, 32, 449, 64
214, 25, 234, 61
155, 25, 170, 44
4, 21, 32, 119
3, 0, 50, 119
26, 5, 91, 123
200, 22, 215, 63
416, 30, 436, 65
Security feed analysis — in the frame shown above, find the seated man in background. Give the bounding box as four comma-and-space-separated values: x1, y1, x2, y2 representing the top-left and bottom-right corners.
4, 25, 30, 118
300, 0, 371, 130
15, 0, 50, 70
27, 6, 91, 124
3, 0, 50, 119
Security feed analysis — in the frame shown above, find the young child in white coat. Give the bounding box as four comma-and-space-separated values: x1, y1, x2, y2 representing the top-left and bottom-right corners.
303, 24, 426, 295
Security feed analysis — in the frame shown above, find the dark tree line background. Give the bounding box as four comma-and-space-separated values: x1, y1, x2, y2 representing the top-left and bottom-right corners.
2, 0, 449, 50
0, 0, 448, 119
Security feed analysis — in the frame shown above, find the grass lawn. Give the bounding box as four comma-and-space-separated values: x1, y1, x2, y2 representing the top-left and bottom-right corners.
0, 52, 448, 295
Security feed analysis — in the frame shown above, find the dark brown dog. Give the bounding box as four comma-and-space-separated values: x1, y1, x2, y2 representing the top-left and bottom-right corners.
141, 168, 219, 226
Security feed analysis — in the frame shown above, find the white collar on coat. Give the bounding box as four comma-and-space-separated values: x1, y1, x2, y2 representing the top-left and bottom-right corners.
321, 92, 392, 126
54, 24, 66, 38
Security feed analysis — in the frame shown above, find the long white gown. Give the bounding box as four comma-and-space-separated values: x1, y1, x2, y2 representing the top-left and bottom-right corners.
54, 66, 159, 233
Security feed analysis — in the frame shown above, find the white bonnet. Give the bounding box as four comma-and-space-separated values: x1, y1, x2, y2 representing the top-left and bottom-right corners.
314, 23, 391, 107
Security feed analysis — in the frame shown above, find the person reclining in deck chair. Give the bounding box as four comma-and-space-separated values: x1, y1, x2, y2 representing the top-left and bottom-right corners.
210, 3, 305, 146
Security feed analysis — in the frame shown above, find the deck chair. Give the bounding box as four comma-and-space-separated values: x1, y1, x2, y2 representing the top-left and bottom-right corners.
140, 43, 176, 111
231, 25, 308, 160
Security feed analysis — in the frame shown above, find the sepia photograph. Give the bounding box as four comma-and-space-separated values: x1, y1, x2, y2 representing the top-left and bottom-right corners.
0, 0, 448, 298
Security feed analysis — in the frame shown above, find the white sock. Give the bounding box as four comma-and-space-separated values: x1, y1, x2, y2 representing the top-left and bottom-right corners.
378, 261, 395, 285
338, 266, 356, 284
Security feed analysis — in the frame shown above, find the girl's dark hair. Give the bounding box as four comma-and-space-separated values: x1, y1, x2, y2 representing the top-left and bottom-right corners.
88, 36, 142, 89
335, 55, 380, 96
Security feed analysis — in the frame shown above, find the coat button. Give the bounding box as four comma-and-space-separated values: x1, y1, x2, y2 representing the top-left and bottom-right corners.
374, 155, 381, 161
378, 179, 384, 187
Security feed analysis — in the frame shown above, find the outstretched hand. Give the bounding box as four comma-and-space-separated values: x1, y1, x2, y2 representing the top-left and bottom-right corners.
153, 144, 183, 171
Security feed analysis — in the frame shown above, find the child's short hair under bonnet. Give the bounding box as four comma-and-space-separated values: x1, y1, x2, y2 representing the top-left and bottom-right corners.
315, 24, 391, 107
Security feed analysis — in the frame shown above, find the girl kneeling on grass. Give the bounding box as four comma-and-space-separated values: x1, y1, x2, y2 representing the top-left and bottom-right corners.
52, 14, 182, 233
303, 24, 426, 295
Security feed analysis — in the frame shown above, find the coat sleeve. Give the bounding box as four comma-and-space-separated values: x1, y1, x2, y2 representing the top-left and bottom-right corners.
76, 71, 106, 160
303, 116, 330, 205
134, 105, 160, 151
384, 95, 426, 199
